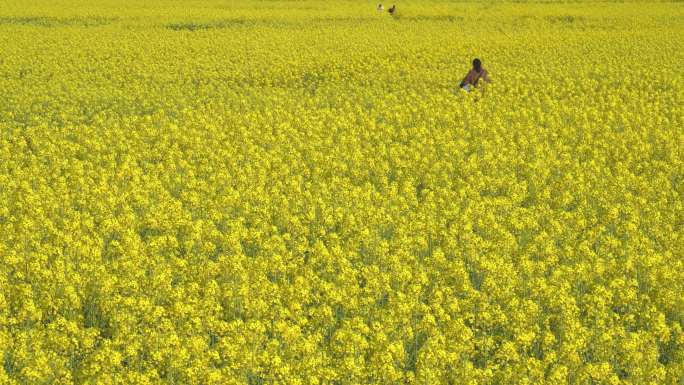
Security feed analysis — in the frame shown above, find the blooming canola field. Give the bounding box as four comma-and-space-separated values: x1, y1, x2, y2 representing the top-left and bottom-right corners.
1, 0, 683, 384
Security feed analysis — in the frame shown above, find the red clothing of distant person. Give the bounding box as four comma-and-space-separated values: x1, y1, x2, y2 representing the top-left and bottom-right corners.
462, 67, 490, 87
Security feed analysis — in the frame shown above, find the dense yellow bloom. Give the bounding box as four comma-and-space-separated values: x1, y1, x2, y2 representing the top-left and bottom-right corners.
1, 0, 683, 384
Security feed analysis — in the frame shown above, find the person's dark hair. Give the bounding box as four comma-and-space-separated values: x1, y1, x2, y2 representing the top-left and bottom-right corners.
473, 58, 482, 73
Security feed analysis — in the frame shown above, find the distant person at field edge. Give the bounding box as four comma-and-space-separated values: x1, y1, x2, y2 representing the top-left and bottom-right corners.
388, 5, 396, 15
459, 58, 490, 92
377, 3, 384, 11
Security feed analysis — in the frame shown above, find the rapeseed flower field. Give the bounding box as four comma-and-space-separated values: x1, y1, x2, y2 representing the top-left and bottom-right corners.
1, 0, 683, 383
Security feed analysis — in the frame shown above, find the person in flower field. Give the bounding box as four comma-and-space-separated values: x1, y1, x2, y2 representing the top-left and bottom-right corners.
459, 58, 491, 92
